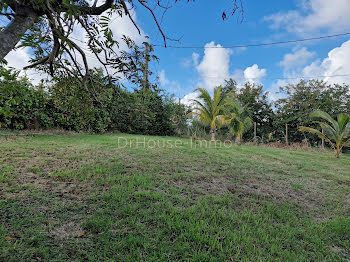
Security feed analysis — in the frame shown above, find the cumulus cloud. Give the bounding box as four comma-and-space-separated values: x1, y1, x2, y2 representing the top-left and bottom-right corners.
268, 47, 316, 101
158, 70, 182, 93
192, 53, 200, 66
181, 63, 267, 105
196, 41, 232, 90
302, 39, 350, 84
180, 42, 266, 105
5, 47, 47, 85
267, 39, 350, 101
264, 0, 350, 34
243, 64, 267, 83
181, 91, 200, 107
181, 52, 200, 68
278, 47, 316, 69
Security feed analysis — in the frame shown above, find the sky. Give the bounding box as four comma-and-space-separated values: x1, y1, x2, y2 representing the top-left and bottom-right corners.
4, 0, 350, 104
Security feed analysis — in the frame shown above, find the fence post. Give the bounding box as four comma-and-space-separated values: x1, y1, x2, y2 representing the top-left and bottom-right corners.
285, 124, 289, 145
254, 122, 257, 144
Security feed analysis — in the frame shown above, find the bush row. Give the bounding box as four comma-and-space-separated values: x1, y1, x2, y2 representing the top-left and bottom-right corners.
0, 68, 188, 135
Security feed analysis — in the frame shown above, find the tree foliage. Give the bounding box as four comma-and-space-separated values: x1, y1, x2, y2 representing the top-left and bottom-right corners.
0, 67, 183, 135
188, 86, 229, 141
223, 79, 274, 142
0, 67, 54, 129
274, 80, 350, 144
299, 110, 350, 158
223, 98, 253, 144
0, 0, 243, 93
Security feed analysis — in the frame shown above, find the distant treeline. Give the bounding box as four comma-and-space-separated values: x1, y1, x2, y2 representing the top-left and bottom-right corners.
1, 67, 349, 145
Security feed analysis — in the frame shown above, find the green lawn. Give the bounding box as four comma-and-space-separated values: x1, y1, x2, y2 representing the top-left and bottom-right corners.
0, 133, 349, 261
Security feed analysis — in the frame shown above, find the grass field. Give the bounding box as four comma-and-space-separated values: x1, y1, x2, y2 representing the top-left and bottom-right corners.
0, 133, 349, 261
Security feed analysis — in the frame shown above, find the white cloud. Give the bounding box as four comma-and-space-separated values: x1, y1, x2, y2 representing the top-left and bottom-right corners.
181, 42, 266, 105
159, 70, 169, 86
267, 39, 350, 101
268, 80, 288, 101
231, 46, 247, 55
265, 0, 350, 34
5, 47, 47, 85
5, 47, 30, 70
180, 63, 267, 105
265, 47, 315, 100
278, 47, 316, 69
181, 91, 200, 107
158, 70, 182, 93
243, 64, 267, 83
181, 52, 200, 68
192, 53, 200, 66
302, 39, 350, 84
85, 0, 145, 46
196, 41, 232, 90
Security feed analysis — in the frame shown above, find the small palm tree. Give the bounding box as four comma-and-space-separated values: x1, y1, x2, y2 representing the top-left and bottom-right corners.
188, 86, 228, 141
299, 110, 350, 158
224, 101, 253, 144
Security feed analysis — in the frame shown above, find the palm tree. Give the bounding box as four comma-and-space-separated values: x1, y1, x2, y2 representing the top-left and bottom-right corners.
224, 100, 253, 144
299, 110, 350, 158
188, 86, 228, 141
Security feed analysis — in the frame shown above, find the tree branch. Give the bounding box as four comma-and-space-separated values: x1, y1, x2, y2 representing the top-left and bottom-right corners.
121, 0, 141, 35
23, 56, 49, 70
0, 9, 38, 60
78, 0, 114, 15
138, 0, 167, 47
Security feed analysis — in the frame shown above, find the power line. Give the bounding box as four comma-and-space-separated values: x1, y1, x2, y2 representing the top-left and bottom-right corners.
198, 73, 350, 81
153, 32, 350, 49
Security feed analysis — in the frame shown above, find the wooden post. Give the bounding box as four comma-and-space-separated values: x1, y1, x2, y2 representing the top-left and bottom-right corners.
321, 129, 325, 149
254, 122, 257, 144
285, 124, 289, 145
143, 42, 150, 89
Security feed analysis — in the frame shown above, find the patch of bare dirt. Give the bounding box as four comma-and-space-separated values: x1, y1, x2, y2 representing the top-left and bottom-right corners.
50, 222, 85, 240
165, 165, 349, 221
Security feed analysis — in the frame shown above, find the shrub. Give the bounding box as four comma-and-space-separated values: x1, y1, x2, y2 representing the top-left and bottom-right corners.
0, 68, 53, 129
49, 70, 112, 133
0, 67, 186, 136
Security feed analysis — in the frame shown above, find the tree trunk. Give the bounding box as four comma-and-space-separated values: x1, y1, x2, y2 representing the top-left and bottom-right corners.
0, 11, 38, 60
335, 148, 341, 158
235, 135, 241, 145
210, 128, 216, 141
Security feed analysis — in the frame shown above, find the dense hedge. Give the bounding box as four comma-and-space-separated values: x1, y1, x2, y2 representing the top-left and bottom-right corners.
0, 68, 187, 135
0, 68, 55, 129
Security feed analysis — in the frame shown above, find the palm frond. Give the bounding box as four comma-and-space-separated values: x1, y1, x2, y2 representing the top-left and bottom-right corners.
310, 110, 339, 132
190, 99, 212, 119
188, 86, 230, 135
299, 126, 335, 148
194, 88, 213, 111
343, 137, 350, 146
337, 113, 350, 131
313, 122, 337, 140
342, 122, 350, 138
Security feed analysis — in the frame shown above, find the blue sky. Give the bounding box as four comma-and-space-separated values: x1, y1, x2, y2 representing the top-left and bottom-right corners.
135, 0, 350, 102
4, 0, 350, 102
